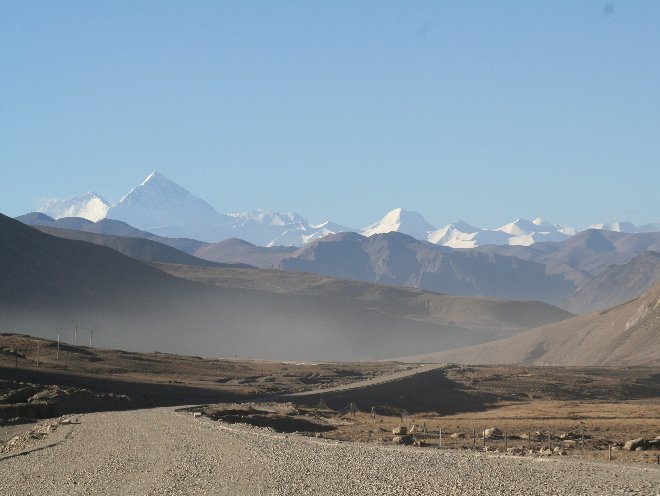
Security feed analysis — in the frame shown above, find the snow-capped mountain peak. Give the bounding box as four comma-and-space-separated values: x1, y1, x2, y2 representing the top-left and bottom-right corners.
38, 192, 110, 222
106, 171, 233, 238
427, 221, 480, 247
361, 208, 436, 240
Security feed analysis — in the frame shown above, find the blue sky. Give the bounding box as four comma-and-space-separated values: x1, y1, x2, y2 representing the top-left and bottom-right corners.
1, 1, 659, 229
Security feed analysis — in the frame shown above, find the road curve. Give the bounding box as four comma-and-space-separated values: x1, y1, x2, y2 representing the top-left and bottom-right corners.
282, 363, 444, 398
1, 407, 657, 495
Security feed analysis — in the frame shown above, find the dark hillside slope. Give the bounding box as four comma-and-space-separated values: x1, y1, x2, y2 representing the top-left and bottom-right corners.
34, 226, 249, 269
16, 212, 205, 254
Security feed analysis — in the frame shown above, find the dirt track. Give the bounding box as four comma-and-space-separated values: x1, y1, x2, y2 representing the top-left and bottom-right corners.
1, 407, 658, 495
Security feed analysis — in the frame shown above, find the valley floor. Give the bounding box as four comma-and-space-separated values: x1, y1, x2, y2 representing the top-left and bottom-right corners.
1, 407, 658, 496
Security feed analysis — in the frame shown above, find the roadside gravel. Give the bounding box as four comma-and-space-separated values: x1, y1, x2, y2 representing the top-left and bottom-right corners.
0, 407, 657, 496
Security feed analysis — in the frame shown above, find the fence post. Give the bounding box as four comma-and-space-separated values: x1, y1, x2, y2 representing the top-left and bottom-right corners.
505, 432, 508, 451
439, 428, 442, 448
473, 428, 476, 450
483, 427, 487, 452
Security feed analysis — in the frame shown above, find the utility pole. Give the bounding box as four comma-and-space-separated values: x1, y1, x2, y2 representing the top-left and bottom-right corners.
57, 334, 60, 360
74, 324, 77, 347
36, 340, 40, 367
90, 329, 93, 348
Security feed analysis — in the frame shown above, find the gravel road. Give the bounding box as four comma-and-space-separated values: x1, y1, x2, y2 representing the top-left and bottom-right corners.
1, 407, 657, 496
282, 363, 443, 398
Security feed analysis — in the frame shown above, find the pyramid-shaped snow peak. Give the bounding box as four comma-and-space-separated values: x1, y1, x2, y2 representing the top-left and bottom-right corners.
361, 208, 436, 240
105, 171, 232, 237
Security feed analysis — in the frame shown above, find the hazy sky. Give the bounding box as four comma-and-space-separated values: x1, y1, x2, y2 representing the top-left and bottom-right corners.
2, 1, 659, 229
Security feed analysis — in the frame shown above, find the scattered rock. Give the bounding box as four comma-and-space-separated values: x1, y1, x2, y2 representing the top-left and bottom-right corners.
450, 432, 464, 439
392, 426, 407, 436
624, 438, 647, 451
484, 428, 502, 439
392, 435, 413, 445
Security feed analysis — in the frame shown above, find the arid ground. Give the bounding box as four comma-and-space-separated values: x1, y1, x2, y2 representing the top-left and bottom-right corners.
2, 333, 658, 470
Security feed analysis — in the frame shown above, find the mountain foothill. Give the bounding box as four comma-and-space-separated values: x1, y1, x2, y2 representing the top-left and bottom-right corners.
3, 172, 659, 365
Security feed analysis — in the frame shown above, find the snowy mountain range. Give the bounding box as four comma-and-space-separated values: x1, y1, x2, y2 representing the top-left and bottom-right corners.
36, 171, 659, 247
38, 172, 354, 245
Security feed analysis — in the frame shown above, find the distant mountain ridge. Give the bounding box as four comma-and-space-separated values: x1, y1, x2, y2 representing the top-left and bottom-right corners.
278, 231, 576, 307
33, 172, 659, 247
18, 213, 660, 314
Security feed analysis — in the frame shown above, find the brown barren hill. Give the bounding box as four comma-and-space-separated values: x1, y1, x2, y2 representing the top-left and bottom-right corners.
401, 283, 660, 366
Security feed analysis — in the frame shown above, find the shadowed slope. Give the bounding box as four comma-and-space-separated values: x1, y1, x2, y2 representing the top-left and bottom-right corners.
34, 226, 250, 269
